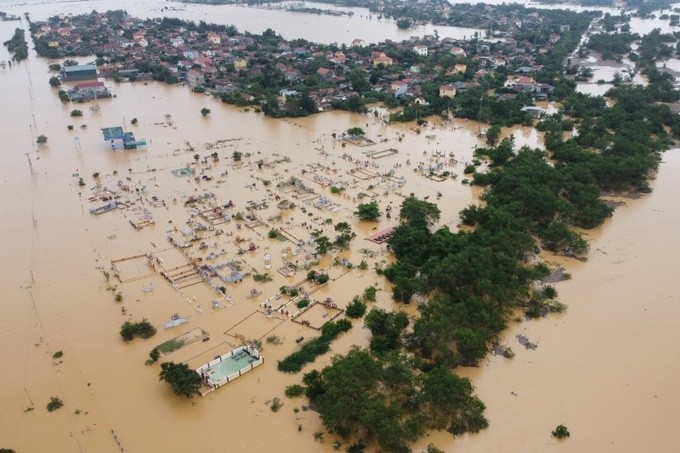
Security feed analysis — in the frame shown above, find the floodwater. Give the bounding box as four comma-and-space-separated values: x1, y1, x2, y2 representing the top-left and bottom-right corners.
0, 0, 483, 45
1, 3, 680, 453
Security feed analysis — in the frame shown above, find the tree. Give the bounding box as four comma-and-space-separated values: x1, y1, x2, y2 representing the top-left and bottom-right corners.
49, 76, 61, 88
315, 235, 332, 255
346, 127, 365, 137
355, 201, 380, 221
159, 362, 202, 398
364, 308, 409, 355
36, 135, 47, 145
201, 107, 211, 116
46, 396, 64, 412
70, 109, 83, 117
345, 297, 367, 318
485, 124, 501, 146
552, 424, 570, 439
399, 196, 440, 227
348, 68, 370, 93
396, 18, 412, 29
120, 319, 157, 342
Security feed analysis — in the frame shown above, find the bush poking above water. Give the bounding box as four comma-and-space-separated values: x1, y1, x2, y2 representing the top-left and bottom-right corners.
46, 396, 63, 412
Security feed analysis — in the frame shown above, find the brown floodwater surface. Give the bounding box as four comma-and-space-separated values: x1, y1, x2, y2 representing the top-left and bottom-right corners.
2, 6, 680, 453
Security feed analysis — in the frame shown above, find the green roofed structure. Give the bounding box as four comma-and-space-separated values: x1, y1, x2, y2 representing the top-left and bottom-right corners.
102, 126, 147, 150
61, 64, 98, 81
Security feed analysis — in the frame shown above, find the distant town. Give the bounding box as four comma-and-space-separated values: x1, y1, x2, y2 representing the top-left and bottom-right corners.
31, 7, 593, 123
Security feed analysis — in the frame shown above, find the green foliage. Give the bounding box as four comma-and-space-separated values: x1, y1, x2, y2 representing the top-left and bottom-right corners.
285, 384, 305, 398
131, 118, 138, 125
552, 424, 570, 439
301, 348, 486, 452
345, 297, 367, 319
146, 347, 161, 365
355, 201, 380, 221
253, 272, 272, 283
270, 397, 283, 412
36, 135, 47, 145
52, 350, 63, 359
159, 362, 202, 398
3, 28, 28, 61
363, 286, 377, 301
49, 76, 61, 87
364, 309, 409, 355
46, 396, 63, 412
70, 109, 83, 117
233, 151, 242, 161
346, 127, 365, 137
296, 298, 310, 309
120, 319, 157, 342
156, 338, 186, 354
399, 195, 440, 227
485, 124, 501, 147
201, 107, 211, 116
277, 320, 352, 373
396, 17, 412, 29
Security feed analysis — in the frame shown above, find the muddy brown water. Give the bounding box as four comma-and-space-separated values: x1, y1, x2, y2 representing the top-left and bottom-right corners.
1, 7, 680, 453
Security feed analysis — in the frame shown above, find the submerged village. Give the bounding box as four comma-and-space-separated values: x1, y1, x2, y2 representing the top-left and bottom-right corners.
3, 0, 680, 452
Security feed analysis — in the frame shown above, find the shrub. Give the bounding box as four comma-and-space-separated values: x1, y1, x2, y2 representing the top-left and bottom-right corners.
159, 362, 201, 398
46, 396, 63, 412
552, 424, 570, 439
146, 348, 160, 365
253, 273, 272, 283
345, 297, 366, 318
52, 350, 63, 359
285, 384, 305, 398
363, 286, 377, 301
277, 320, 352, 373
70, 109, 83, 117
120, 319, 157, 342
270, 397, 283, 412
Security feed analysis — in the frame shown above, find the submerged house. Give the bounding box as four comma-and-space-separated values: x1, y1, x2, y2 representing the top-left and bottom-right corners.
62, 63, 98, 81
67, 81, 111, 101
101, 126, 147, 150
